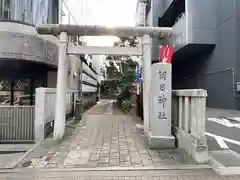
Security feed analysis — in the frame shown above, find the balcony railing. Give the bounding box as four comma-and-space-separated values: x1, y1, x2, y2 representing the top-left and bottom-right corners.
170, 5, 216, 53
170, 13, 187, 51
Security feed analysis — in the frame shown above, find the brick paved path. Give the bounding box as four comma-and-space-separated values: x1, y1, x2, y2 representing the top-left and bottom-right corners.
18, 101, 190, 169
8, 100, 234, 179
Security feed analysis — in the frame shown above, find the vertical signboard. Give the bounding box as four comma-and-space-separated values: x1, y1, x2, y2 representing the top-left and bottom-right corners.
150, 63, 172, 137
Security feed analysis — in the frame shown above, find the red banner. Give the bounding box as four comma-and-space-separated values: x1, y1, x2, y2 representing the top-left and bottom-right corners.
159, 45, 174, 63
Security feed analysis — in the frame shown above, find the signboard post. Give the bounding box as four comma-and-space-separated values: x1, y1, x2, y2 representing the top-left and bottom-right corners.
136, 67, 142, 95
136, 67, 142, 117
148, 63, 175, 149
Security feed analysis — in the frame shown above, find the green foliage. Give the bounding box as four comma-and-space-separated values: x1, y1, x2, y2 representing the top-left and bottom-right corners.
118, 59, 137, 99
105, 61, 121, 79
104, 37, 139, 112
121, 100, 132, 112
114, 37, 138, 47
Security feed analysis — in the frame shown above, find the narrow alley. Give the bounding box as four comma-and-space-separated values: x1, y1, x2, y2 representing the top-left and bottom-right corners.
17, 100, 186, 169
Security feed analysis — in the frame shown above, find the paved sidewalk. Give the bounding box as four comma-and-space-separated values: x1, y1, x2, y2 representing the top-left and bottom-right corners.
0, 153, 25, 169
6, 101, 233, 179
18, 101, 188, 169
0, 143, 34, 168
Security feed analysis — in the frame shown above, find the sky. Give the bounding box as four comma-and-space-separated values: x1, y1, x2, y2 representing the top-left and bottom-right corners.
62, 0, 138, 46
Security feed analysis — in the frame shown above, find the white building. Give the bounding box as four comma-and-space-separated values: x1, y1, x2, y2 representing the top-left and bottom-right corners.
0, 0, 99, 105
0, 0, 59, 24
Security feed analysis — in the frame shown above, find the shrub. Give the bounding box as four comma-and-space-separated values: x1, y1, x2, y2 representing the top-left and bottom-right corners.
121, 100, 132, 112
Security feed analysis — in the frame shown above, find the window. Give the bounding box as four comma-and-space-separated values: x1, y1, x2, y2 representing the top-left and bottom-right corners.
0, 79, 11, 105
0, 0, 11, 20
0, 78, 34, 106
30, 0, 33, 21
52, 0, 59, 24
22, 0, 33, 23
145, 0, 151, 16
158, 0, 185, 27
13, 78, 32, 105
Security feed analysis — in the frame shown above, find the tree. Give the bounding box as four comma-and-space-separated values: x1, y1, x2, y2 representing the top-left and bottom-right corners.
105, 37, 139, 111
100, 67, 106, 78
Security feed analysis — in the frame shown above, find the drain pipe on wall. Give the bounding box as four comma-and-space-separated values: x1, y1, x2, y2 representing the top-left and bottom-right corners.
202, 68, 240, 99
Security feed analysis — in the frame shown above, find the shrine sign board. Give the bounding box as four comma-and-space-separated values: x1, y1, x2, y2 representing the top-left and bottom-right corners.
148, 63, 175, 149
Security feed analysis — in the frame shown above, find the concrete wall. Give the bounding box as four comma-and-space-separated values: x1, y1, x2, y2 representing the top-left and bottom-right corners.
151, 0, 216, 59
171, 0, 240, 110
195, 0, 239, 110
147, 0, 240, 110
201, 0, 238, 109
0, 21, 58, 67
186, 0, 216, 44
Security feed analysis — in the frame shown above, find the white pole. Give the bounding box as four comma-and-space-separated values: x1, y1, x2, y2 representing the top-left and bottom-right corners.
58, 0, 63, 24
142, 34, 152, 136
68, 11, 71, 24
53, 32, 68, 140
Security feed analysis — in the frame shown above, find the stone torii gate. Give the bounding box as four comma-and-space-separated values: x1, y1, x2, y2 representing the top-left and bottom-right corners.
36, 24, 173, 147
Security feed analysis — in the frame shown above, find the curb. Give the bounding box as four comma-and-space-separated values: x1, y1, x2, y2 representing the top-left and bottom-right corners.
209, 154, 240, 175
0, 164, 212, 173
8, 140, 43, 169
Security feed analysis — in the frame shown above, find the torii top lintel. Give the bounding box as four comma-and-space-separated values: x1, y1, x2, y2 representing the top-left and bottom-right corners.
36, 24, 172, 39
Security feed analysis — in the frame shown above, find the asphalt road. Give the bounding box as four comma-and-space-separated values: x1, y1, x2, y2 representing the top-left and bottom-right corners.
206, 108, 240, 166
206, 121, 240, 151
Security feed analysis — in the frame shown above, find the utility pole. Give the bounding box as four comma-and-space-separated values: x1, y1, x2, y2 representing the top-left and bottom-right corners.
79, 55, 83, 120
